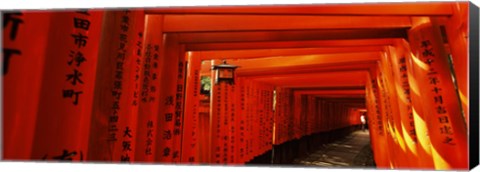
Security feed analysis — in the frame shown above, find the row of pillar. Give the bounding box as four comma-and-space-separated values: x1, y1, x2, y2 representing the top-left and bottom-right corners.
365, 17, 468, 170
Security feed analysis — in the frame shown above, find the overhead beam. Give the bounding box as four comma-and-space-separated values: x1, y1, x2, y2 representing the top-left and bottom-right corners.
237, 62, 377, 77
164, 15, 411, 32
231, 52, 381, 70
295, 89, 365, 95
313, 95, 366, 98
191, 46, 384, 60
294, 86, 365, 91
186, 38, 398, 51
145, 2, 455, 16
250, 70, 369, 88
177, 28, 408, 43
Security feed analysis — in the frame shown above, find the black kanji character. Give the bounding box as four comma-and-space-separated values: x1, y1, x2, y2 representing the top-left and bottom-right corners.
176, 93, 182, 100
112, 91, 122, 101
66, 69, 84, 85
175, 103, 182, 111
123, 126, 133, 138
116, 61, 124, 70
429, 77, 440, 85
152, 73, 157, 80
109, 115, 119, 123
172, 151, 179, 159
422, 48, 435, 57
434, 95, 443, 104
68, 51, 87, 67
399, 65, 407, 72
177, 84, 183, 92
421, 40, 431, 48
117, 52, 125, 60
163, 130, 172, 140
147, 120, 153, 128
443, 136, 455, 145
71, 33, 88, 48
107, 132, 118, 142
121, 24, 129, 32
52, 150, 77, 161
120, 154, 130, 162
439, 116, 449, 123
147, 130, 153, 137
437, 106, 447, 114
425, 58, 434, 65
409, 129, 416, 135
120, 34, 127, 42
174, 128, 181, 136
165, 96, 174, 106
3, 12, 24, 41
175, 119, 181, 127
63, 89, 83, 105
114, 81, 122, 90
2, 48, 21, 75
112, 101, 120, 110
145, 147, 152, 155
403, 89, 410, 95
163, 147, 171, 156
73, 17, 90, 31
122, 141, 132, 151
165, 113, 173, 122
115, 71, 123, 80
440, 125, 453, 135
432, 87, 442, 94
137, 48, 142, 56
108, 124, 118, 132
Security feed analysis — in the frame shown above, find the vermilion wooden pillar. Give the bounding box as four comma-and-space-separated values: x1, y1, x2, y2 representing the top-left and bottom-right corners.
154, 32, 188, 164
440, 3, 468, 127
183, 52, 202, 164
235, 77, 246, 163
386, 45, 420, 168
376, 69, 402, 168
365, 74, 380, 164
3, 11, 52, 160
131, 14, 165, 163
381, 47, 411, 168
370, 70, 392, 168
87, 10, 145, 162
408, 17, 468, 170
399, 39, 436, 169
30, 10, 104, 161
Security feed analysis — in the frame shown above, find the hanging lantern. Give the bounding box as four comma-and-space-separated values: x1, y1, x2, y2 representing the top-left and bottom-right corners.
212, 60, 239, 85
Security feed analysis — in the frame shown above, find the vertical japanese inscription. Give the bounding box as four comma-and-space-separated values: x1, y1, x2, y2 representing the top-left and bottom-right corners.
63, 10, 92, 105
132, 32, 143, 106
2, 12, 24, 75
398, 57, 417, 142
107, 10, 130, 146
420, 40, 455, 145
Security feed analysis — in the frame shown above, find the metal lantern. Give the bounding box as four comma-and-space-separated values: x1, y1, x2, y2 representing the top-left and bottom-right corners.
212, 60, 238, 85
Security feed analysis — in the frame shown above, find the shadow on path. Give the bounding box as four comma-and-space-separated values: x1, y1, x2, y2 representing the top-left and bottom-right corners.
293, 130, 376, 168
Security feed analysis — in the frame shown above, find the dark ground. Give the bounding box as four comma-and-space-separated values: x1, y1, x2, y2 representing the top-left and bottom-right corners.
293, 130, 376, 169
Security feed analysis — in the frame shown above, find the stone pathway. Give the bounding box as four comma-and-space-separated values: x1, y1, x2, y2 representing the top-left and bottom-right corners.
293, 130, 376, 168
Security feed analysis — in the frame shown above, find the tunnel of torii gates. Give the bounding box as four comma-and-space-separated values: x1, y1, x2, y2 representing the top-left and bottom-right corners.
2, 1, 471, 170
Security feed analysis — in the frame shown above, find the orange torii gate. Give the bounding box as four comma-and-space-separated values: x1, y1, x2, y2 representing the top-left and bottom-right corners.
2, 2, 471, 170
